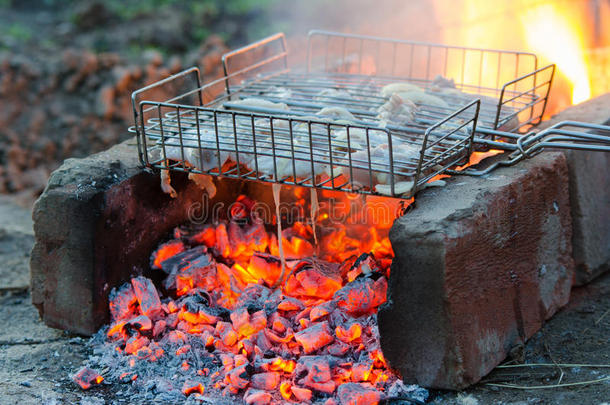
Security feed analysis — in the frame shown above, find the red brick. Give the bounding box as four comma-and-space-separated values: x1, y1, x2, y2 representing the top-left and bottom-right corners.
378, 152, 574, 389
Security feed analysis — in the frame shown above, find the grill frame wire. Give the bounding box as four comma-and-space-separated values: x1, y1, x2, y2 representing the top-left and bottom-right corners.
447, 121, 610, 176
130, 30, 558, 198
304, 30, 555, 135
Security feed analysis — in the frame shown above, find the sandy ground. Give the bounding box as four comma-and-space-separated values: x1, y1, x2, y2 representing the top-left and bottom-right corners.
0, 195, 608, 404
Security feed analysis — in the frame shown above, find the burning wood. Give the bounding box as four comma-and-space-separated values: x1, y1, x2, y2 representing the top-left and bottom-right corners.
74, 194, 409, 403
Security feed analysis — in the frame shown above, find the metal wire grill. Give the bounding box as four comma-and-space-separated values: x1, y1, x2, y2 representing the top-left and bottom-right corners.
134, 65, 480, 197
130, 30, 565, 197
305, 30, 555, 134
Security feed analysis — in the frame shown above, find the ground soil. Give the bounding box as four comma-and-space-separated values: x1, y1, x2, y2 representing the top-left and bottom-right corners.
0, 1, 234, 203
0, 196, 608, 404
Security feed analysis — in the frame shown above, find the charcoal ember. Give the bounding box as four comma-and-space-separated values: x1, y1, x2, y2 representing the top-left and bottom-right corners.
179, 307, 218, 325
351, 359, 373, 382
262, 357, 297, 374
151, 240, 185, 269
277, 297, 305, 312
82, 192, 403, 403
72, 366, 103, 390
310, 300, 337, 321
179, 289, 213, 310
386, 380, 429, 403
338, 255, 359, 278
227, 364, 252, 389
244, 389, 272, 405
182, 380, 205, 396
247, 253, 282, 287
220, 353, 234, 371
335, 323, 362, 343
333, 276, 388, 316
291, 386, 313, 402
131, 276, 163, 319
238, 337, 256, 357
162, 330, 188, 345
123, 315, 153, 336
152, 320, 166, 338
124, 336, 150, 355
227, 220, 270, 257
337, 383, 382, 405
294, 321, 334, 354
231, 307, 267, 337
177, 290, 229, 324
108, 283, 137, 321
235, 283, 275, 309
187, 224, 217, 247
325, 340, 350, 356
160, 246, 208, 275
254, 328, 273, 353
165, 313, 179, 329
285, 268, 342, 300
269, 312, 290, 334
215, 321, 238, 346
250, 371, 280, 390
159, 247, 215, 291
347, 253, 383, 282
329, 306, 351, 327
296, 356, 335, 394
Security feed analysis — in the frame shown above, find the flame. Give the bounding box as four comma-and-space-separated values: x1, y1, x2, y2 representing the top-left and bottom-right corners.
520, 3, 590, 104
434, 0, 610, 110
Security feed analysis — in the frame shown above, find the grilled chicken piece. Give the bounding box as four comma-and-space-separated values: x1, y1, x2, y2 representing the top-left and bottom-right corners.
317, 106, 356, 122
394, 90, 449, 109
333, 127, 390, 151
265, 86, 292, 99
377, 94, 418, 126
227, 98, 289, 111
380, 82, 421, 97
314, 88, 352, 102
158, 128, 234, 198
341, 142, 420, 193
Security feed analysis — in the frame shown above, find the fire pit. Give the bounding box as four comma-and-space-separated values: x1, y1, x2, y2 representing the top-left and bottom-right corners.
31, 30, 610, 401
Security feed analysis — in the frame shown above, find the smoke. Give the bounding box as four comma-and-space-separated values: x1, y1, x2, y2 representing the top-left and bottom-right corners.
254, 0, 609, 110
265, 0, 442, 42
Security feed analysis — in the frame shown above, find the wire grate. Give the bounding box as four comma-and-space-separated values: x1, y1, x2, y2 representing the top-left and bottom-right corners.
129, 31, 558, 197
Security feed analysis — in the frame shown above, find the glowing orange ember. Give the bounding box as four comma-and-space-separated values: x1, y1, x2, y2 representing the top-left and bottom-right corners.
182, 381, 205, 396
102, 192, 401, 403
152, 240, 185, 268
73, 367, 104, 390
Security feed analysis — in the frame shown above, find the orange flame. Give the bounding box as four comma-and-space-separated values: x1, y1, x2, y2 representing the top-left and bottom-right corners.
434, 0, 610, 109
520, 3, 590, 104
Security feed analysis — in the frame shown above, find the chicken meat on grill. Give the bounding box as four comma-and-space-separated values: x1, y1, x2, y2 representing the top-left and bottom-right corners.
157, 74, 478, 198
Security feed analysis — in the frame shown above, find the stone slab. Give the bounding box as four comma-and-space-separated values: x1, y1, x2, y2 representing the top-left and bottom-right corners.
536, 94, 610, 285
29, 140, 240, 334
378, 152, 574, 389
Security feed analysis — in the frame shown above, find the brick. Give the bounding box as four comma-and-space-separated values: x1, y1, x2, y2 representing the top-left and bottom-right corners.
30, 139, 245, 334
378, 152, 574, 389
536, 94, 610, 285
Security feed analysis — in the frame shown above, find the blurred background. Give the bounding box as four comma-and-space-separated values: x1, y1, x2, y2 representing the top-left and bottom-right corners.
0, 0, 608, 205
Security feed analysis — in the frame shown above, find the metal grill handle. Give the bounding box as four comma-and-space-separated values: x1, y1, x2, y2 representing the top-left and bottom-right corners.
449, 121, 610, 176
